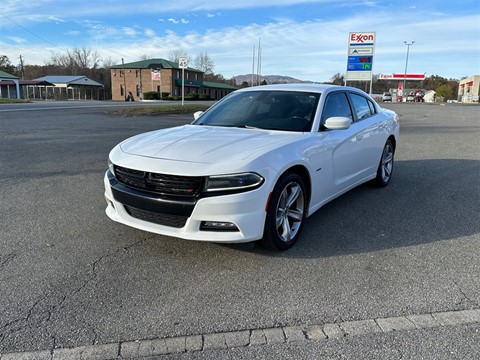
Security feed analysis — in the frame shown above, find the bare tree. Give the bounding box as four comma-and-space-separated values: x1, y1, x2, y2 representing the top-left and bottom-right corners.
168, 49, 188, 64
193, 52, 214, 74
330, 72, 344, 85
138, 54, 152, 61
101, 57, 118, 69
48, 47, 100, 75
73, 47, 100, 70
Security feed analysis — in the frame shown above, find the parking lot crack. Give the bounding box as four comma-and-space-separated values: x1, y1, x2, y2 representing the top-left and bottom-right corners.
0, 296, 44, 340
0, 252, 17, 270
453, 281, 479, 307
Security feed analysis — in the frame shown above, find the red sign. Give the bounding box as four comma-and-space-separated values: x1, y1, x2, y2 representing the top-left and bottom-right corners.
349, 32, 375, 45
379, 73, 426, 80
350, 33, 374, 43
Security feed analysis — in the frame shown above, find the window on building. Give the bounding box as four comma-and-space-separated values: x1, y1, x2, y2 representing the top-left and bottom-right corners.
136, 85, 141, 97
136, 70, 140, 78
120, 85, 124, 97
120, 70, 123, 77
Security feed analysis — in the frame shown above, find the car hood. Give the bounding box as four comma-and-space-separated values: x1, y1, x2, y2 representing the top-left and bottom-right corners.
119, 125, 300, 164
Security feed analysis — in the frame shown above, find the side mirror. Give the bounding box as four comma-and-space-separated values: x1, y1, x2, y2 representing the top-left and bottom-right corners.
193, 111, 204, 121
324, 117, 352, 130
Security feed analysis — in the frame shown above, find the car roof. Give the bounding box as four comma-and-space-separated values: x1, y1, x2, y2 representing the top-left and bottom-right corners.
235, 83, 366, 95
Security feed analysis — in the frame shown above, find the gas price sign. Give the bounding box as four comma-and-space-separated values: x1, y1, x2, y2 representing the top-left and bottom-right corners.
346, 32, 376, 82
347, 55, 373, 71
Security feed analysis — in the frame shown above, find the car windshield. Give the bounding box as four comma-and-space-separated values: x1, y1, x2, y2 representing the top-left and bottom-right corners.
193, 90, 320, 132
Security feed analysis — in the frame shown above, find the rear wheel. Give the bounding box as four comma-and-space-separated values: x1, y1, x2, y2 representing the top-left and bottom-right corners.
373, 139, 395, 187
260, 173, 306, 251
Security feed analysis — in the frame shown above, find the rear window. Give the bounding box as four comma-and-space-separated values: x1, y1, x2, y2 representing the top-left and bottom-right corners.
349, 93, 374, 120
321, 92, 353, 121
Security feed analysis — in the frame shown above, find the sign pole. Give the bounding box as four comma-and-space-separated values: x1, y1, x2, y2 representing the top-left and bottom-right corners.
182, 67, 185, 106
179, 56, 188, 107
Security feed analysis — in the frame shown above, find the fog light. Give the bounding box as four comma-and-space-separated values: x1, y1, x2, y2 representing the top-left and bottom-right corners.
200, 221, 239, 232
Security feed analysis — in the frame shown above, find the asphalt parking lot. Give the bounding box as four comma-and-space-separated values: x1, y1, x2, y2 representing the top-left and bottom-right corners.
0, 101, 479, 359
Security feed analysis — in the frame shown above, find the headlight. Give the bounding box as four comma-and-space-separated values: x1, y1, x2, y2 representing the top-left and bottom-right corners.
205, 173, 264, 192
108, 159, 115, 176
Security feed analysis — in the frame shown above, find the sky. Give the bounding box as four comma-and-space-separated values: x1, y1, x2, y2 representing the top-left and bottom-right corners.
1, 0, 479, 82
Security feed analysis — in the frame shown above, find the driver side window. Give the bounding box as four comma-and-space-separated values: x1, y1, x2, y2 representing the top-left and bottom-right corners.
321, 92, 353, 130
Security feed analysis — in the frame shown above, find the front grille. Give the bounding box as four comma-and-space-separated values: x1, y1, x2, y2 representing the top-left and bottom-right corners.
115, 166, 203, 196
124, 205, 188, 228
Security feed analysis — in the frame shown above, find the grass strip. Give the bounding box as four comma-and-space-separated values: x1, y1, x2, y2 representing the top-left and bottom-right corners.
116, 104, 211, 116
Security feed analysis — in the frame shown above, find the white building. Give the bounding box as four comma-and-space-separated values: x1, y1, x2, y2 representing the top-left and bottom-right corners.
458, 75, 480, 103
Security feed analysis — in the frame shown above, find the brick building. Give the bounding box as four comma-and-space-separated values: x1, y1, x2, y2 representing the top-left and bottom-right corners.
110, 58, 236, 101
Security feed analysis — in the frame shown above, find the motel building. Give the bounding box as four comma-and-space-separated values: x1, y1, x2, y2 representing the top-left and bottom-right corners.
458, 75, 480, 103
110, 58, 237, 101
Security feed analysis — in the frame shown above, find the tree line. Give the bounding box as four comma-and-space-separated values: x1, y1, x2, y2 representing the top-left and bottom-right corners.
1, 50, 462, 100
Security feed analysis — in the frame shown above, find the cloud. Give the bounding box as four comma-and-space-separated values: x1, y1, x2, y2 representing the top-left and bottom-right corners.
48, 16, 65, 23
2, 0, 479, 81
123, 27, 139, 36
7, 36, 27, 44
167, 18, 189, 24
64, 30, 81, 36
100, 10, 479, 81
144, 28, 156, 37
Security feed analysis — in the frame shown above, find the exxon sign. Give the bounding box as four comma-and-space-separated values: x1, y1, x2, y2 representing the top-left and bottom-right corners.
349, 32, 375, 45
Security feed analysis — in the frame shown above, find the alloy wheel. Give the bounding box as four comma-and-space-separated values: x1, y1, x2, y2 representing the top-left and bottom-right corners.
275, 181, 305, 242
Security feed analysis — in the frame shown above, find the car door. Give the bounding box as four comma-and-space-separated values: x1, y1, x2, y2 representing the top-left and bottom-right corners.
318, 91, 366, 193
347, 92, 386, 179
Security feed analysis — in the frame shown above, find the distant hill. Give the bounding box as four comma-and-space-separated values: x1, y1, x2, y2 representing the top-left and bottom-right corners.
233, 74, 312, 86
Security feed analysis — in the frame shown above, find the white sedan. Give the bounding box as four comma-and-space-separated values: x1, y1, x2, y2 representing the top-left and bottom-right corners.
104, 84, 399, 250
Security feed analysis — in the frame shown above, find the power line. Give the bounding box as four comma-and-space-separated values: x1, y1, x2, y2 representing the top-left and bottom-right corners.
0, 11, 67, 52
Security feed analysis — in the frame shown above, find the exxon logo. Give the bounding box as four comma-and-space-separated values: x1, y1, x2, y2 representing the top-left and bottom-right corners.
350, 33, 374, 43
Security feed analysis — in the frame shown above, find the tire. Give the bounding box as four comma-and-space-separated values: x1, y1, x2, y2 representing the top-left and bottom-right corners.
260, 173, 307, 251
373, 139, 395, 187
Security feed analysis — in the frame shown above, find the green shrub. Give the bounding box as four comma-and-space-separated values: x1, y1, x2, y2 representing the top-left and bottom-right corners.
186, 93, 200, 100
143, 91, 160, 100
199, 94, 211, 100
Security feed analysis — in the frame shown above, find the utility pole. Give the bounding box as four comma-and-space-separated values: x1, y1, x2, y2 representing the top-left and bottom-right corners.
252, 45, 255, 87
403, 41, 415, 101
18, 55, 24, 79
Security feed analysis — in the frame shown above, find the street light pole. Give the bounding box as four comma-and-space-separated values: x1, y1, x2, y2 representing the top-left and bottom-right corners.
403, 41, 415, 101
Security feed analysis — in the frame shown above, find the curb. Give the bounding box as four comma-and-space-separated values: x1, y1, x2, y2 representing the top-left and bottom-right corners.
1, 308, 479, 359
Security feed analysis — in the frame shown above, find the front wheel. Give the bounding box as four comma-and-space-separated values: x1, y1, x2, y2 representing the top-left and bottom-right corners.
373, 139, 395, 187
260, 173, 307, 251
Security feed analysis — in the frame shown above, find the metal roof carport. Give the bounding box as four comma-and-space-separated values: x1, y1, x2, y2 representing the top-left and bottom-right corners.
0, 70, 20, 99
19, 80, 55, 100
35, 76, 105, 100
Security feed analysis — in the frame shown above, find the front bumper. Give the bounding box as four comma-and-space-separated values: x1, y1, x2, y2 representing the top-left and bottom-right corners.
104, 170, 268, 243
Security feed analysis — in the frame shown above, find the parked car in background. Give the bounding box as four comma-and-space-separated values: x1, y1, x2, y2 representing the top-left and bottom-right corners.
407, 90, 425, 102
104, 84, 400, 250
382, 92, 392, 102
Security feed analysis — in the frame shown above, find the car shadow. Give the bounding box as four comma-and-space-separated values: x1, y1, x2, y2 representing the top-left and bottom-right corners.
224, 158, 480, 258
